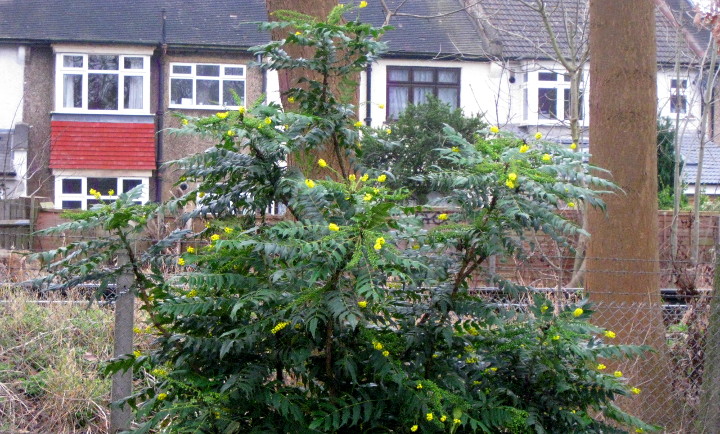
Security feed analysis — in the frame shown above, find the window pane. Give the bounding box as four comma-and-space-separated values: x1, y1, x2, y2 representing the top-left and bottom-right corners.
413, 87, 433, 105
538, 88, 557, 119
388, 69, 409, 81
124, 57, 144, 69
63, 55, 83, 68
523, 88, 528, 120
88, 74, 119, 110
87, 177, 117, 195
63, 74, 83, 108
62, 200, 82, 209
197, 79, 220, 105
671, 94, 687, 114
197, 64, 220, 77
388, 86, 409, 119
124, 76, 144, 109
671, 79, 687, 89
438, 87, 459, 109
123, 179, 142, 192
172, 65, 192, 74
538, 72, 557, 81
438, 70, 459, 84
171, 78, 193, 105
413, 70, 434, 83
88, 55, 119, 70
62, 178, 82, 194
223, 80, 245, 106
564, 88, 571, 120
224, 66, 244, 76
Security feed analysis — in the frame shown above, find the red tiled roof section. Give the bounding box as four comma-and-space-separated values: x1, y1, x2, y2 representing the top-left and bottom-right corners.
49, 121, 156, 170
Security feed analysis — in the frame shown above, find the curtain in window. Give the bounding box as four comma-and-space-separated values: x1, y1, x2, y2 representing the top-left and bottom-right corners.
413, 87, 433, 105
413, 70, 433, 82
438, 88, 459, 108
63, 74, 82, 108
124, 76, 143, 109
388, 86, 408, 119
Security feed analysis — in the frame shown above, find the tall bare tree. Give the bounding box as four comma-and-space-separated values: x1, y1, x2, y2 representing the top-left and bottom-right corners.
586, 0, 676, 426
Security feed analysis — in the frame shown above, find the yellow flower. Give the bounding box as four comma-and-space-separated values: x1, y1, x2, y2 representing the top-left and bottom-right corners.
597, 364, 607, 370
570, 142, 577, 150
416, 382, 423, 389
363, 193, 373, 201
490, 367, 498, 372
349, 174, 356, 181
377, 174, 387, 183
187, 289, 198, 297
224, 227, 233, 234
426, 413, 434, 421
178, 257, 185, 266
567, 202, 576, 208
534, 132, 543, 140
182, 119, 189, 125
440, 415, 447, 422
328, 223, 340, 232
438, 213, 448, 221
151, 368, 168, 377
288, 96, 296, 103
542, 153, 551, 161
187, 246, 195, 254
133, 327, 142, 334
108, 189, 115, 196
374, 342, 383, 350
359, 0, 368, 7
210, 234, 220, 241
358, 301, 367, 308
376, 237, 386, 245
505, 179, 515, 189
198, 192, 205, 198
374, 243, 383, 251
354, 120, 364, 128
412, 244, 420, 250
271, 322, 289, 334
385, 128, 392, 134
305, 179, 316, 189
378, 103, 385, 109
264, 117, 272, 125
635, 429, 644, 433
541, 305, 549, 312
604, 330, 616, 339
490, 126, 500, 133
227, 129, 235, 137
382, 350, 389, 357
519, 144, 530, 153
360, 174, 369, 182
614, 371, 623, 378
508, 172, 517, 181
552, 335, 560, 341
238, 106, 246, 114
453, 418, 461, 424
631, 387, 641, 395
157, 393, 168, 401
410, 426, 418, 432
572, 307, 583, 317
294, 31, 301, 36
133, 350, 141, 357
451, 146, 460, 152
216, 112, 228, 119
318, 159, 327, 168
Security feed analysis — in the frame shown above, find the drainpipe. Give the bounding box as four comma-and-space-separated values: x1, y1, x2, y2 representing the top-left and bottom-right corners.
364, 64, 372, 126
256, 53, 266, 103
154, 9, 167, 202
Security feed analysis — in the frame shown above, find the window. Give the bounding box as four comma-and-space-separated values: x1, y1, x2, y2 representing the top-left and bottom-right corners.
169, 63, 246, 108
55, 176, 149, 210
386, 66, 460, 119
671, 79, 687, 114
55, 53, 150, 113
523, 70, 584, 123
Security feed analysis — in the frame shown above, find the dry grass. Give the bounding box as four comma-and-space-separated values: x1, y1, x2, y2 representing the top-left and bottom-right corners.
0, 288, 114, 433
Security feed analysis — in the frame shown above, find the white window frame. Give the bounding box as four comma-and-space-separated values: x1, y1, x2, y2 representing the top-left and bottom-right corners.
169, 63, 247, 109
54, 175, 149, 210
522, 69, 585, 125
670, 78, 688, 115
54, 52, 151, 114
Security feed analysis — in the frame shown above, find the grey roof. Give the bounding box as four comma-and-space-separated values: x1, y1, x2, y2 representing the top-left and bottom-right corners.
680, 130, 720, 186
475, 0, 710, 64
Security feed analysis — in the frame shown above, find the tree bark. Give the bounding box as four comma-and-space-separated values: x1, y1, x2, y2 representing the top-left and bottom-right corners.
586, 0, 676, 428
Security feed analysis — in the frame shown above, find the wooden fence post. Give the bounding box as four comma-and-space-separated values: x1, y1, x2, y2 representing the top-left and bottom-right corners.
110, 253, 135, 432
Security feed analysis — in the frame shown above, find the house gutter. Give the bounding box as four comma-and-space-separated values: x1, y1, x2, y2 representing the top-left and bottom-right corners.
364, 64, 372, 126
155, 9, 167, 203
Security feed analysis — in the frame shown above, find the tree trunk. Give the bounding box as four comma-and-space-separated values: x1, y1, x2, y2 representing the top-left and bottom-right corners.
586, 0, 676, 428
265, 0, 355, 180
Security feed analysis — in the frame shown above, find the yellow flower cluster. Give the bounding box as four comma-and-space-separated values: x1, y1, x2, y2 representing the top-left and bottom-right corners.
416, 382, 423, 389
604, 330, 616, 339
359, 1, 367, 8
151, 368, 168, 377
451, 146, 460, 153
597, 363, 607, 370
181, 119, 189, 126
187, 246, 195, 254
271, 322, 289, 334
534, 132, 543, 140
187, 289, 198, 297
318, 159, 328, 168
542, 153, 551, 162
572, 307, 583, 317
410, 426, 418, 432
552, 335, 560, 341
216, 112, 228, 119
426, 413, 434, 421
177, 257, 185, 266
490, 126, 500, 133
238, 106, 246, 114
357, 300, 367, 308
374, 236, 386, 251
210, 234, 220, 241
567, 202, 576, 208
614, 371, 623, 378
540, 305, 549, 312
377, 174, 387, 183
264, 117, 272, 125
288, 96, 296, 103
354, 120, 364, 128
570, 142, 577, 150
519, 144, 530, 153
437, 213, 448, 221
328, 223, 340, 232
133, 350, 142, 357
373, 341, 383, 350
88, 188, 102, 200
224, 226, 233, 234
453, 418, 461, 424
157, 393, 168, 401
305, 179, 316, 189
363, 193, 373, 201
382, 350, 389, 357
361, 174, 369, 182
385, 128, 392, 134
631, 387, 641, 395
227, 129, 235, 137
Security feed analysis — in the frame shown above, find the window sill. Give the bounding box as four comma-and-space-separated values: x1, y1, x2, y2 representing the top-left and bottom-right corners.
168, 105, 243, 111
